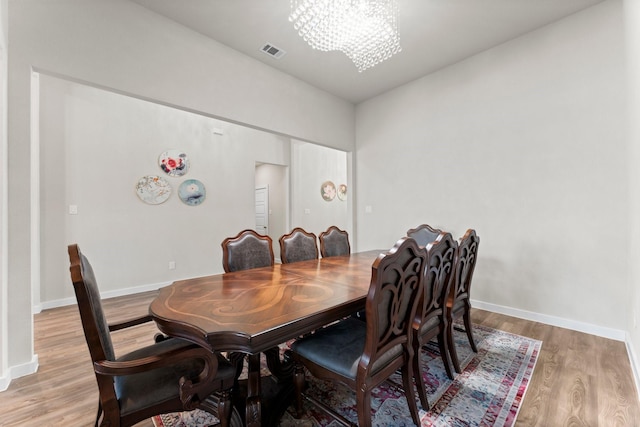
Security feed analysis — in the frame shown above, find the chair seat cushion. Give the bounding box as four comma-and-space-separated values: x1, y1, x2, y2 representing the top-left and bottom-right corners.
449, 298, 468, 316
419, 315, 441, 334
291, 317, 366, 380
291, 317, 404, 381
114, 338, 235, 416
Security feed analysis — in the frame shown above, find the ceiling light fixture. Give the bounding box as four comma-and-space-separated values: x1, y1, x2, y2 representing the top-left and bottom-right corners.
289, 0, 401, 72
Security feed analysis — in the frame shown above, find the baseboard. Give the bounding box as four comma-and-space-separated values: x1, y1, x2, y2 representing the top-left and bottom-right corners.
35, 281, 171, 312
0, 354, 39, 392
472, 299, 626, 341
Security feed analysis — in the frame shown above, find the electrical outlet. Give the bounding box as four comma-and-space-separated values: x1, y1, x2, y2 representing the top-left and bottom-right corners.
168, 261, 176, 270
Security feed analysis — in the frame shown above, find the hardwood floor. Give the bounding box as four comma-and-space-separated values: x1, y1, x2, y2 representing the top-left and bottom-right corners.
0, 291, 638, 426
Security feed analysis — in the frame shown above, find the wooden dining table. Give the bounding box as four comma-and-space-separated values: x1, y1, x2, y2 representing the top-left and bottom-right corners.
149, 249, 382, 427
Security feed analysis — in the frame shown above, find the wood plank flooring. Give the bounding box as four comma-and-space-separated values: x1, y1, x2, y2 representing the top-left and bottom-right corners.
0, 291, 638, 426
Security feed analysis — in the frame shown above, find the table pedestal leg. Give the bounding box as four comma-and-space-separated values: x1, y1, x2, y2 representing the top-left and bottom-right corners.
245, 353, 262, 427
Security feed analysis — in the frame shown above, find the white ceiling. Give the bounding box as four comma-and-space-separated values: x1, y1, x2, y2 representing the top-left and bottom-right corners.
131, 0, 605, 104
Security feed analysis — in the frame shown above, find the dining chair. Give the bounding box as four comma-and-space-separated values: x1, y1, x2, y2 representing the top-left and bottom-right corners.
289, 237, 426, 427
68, 244, 241, 427
318, 225, 350, 257
446, 229, 480, 373
412, 232, 458, 411
406, 223, 445, 247
221, 228, 274, 272
279, 227, 319, 263
221, 229, 281, 384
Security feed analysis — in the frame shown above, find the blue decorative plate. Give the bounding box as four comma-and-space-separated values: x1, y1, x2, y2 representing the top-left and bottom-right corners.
178, 179, 206, 206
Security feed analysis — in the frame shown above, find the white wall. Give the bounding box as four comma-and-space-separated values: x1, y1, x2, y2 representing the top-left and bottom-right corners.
39, 75, 295, 304
356, 1, 628, 332
38, 76, 352, 306
0, 0, 7, 391
5, 0, 355, 386
290, 141, 350, 240
624, 0, 640, 392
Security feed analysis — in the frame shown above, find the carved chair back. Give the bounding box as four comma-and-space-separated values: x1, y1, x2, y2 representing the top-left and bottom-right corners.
363, 237, 426, 378
279, 227, 318, 263
407, 223, 445, 247
419, 233, 458, 331
221, 229, 274, 272
411, 232, 458, 409
68, 244, 118, 402
319, 226, 350, 258
452, 229, 480, 308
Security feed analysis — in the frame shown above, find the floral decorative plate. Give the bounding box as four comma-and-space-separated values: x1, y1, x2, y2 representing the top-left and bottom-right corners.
135, 175, 172, 205
337, 184, 347, 201
158, 150, 189, 177
178, 179, 206, 206
321, 180, 336, 201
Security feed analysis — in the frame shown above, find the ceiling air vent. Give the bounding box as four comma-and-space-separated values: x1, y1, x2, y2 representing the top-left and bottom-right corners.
260, 43, 286, 59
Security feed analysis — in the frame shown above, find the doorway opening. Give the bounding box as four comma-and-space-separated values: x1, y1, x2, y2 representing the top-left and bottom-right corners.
255, 163, 288, 262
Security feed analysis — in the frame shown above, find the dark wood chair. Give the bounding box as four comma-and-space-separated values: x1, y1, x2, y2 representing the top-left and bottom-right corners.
412, 232, 458, 411
319, 225, 350, 257
407, 223, 445, 247
68, 244, 241, 427
290, 237, 426, 427
221, 229, 274, 273
221, 229, 280, 387
446, 229, 480, 373
279, 227, 318, 263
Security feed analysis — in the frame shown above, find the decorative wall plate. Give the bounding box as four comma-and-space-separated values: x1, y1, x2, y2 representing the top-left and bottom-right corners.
337, 184, 347, 201
321, 180, 336, 201
135, 175, 172, 205
179, 179, 206, 206
159, 150, 189, 177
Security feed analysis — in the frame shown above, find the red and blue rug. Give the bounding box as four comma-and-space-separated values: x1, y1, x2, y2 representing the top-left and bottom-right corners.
153, 324, 541, 426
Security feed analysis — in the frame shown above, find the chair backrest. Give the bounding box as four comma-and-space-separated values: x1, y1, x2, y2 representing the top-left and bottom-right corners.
68, 244, 115, 363
221, 229, 275, 273
68, 244, 121, 415
407, 224, 444, 247
361, 237, 426, 377
319, 226, 350, 258
279, 227, 318, 263
452, 229, 480, 303
417, 232, 458, 331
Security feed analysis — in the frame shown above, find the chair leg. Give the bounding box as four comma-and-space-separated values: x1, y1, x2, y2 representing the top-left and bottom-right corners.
401, 359, 421, 426
437, 327, 454, 380
412, 337, 429, 411
447, 318, 462, 374
356, 386, 373, 427
463, 307, 477, 352
94, 402, 102, 427
293, 362, 306, 418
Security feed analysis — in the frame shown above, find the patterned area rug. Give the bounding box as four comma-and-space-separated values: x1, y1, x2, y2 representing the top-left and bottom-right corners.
153, 324, 541, 427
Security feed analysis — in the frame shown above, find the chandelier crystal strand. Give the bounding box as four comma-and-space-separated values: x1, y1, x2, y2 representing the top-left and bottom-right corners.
289, 0, 401, 72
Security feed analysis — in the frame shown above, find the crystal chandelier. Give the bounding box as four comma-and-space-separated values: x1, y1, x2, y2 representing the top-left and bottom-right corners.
289, 0, 402, 72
